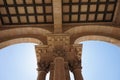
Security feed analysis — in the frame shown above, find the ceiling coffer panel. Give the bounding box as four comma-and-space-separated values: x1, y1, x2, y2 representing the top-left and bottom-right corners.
0, 0, 53, 25
62, 0, 118, 23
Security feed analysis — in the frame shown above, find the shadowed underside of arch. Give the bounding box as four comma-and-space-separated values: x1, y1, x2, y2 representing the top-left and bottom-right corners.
74, 35, 120, 46
0, 38, 43, 49
0, 27, 52, 48
64, 25, 120, 45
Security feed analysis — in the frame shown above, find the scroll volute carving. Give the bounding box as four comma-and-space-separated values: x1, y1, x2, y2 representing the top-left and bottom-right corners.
37, 60, 50, 72
73, 44, 83, 60
69, 60, 82, 71
35, 45, 52, 62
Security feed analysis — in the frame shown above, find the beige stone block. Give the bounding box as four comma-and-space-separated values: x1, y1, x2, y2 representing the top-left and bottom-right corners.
26, 0, 33, 4
6, 0, 14, 4
63, 15, 69, 22
81, 5, 88, 12
72, 5, 78, 12
63, 0, 69, 3
9, 7, 16, 14
107, 4, 114, 11
72, 15, 78, 21
27, 7, 34, 14
72, 0, 79, 3
16, 0, 23, 4
81, 0, 88, 2
105, 13, 112, 20
45, 0, 52, 3
63, 5, 69, 13
29, 16, 35, 22
18, 7, 25, 14
11, 16, 18, 23
46, 16, 53, 22
80, 14, 87, 21
97, 14, 104, 20
0, 7, 7, 14
35, 0, 42, 4
37, 16, 44, 22
3, 17, 10, 23
20, 16, 27, 23
36, 6, 43, 13
100, 0, 106, 2
91, 0, 97, 2
88, 14, 95, 21
45, 6, 52, 13
98, 4, 105, 12
90, 4, 96, 12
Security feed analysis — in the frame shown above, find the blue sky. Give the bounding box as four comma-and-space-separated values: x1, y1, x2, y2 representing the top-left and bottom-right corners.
0, 41, 120, 80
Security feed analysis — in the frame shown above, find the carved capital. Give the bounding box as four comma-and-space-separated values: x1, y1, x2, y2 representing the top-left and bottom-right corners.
37, 61, 50, 72
64, 62, 69, 70
73, 44, 82, 60
53, 45, 66, 57
69, 60, 82, 71
49, 63, 54, 71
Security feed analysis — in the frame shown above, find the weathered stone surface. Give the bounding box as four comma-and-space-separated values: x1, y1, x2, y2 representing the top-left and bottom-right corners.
35, 34, 83, 80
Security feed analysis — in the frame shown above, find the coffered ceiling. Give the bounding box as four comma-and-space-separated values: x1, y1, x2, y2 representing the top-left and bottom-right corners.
0, 0, 119, 33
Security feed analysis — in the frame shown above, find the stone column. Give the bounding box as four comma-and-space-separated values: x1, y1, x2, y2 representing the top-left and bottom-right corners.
37, 69, 47, 80
49, 63, 54, 80
70, 61, 83, 80
37, 62, 49, 80
65, 62, 70, 80
53, 57, 66, 80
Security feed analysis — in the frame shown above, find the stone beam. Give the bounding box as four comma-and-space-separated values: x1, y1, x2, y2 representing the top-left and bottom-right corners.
113, 0, 120, 26
53, 0, 62, 33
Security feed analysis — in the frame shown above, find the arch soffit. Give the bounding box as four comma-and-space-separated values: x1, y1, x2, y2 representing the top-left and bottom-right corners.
74, 35, 120, 46
0, 37, 43, 49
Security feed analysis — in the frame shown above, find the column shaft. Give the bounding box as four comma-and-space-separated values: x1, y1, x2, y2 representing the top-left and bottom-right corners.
73, 69, 83, 80
50, 70, 54, 80
53, 57, 66, 80
50, 63, 54, 80
65, 62, 70, 80
37, 71, 47, 80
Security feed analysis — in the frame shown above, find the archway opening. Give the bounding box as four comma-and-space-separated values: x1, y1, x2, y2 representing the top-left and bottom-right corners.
81, 41, 120, 80
0, 41, 120, 80
0, 43, 38, 80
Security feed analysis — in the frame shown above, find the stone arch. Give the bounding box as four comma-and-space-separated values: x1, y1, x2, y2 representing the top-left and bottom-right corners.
0, 37, 43, 49
0, 27, 52, 48
64, 25, 120, 45
74, 35, 120, 46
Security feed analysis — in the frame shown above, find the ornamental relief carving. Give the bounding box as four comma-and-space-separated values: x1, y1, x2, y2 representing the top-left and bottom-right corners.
53, 45, 66, 57
35, 34, 83, 74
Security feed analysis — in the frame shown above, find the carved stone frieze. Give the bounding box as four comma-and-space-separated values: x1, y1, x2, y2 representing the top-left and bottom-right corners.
47, 34, 70, 47
36, 34, 82, 62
